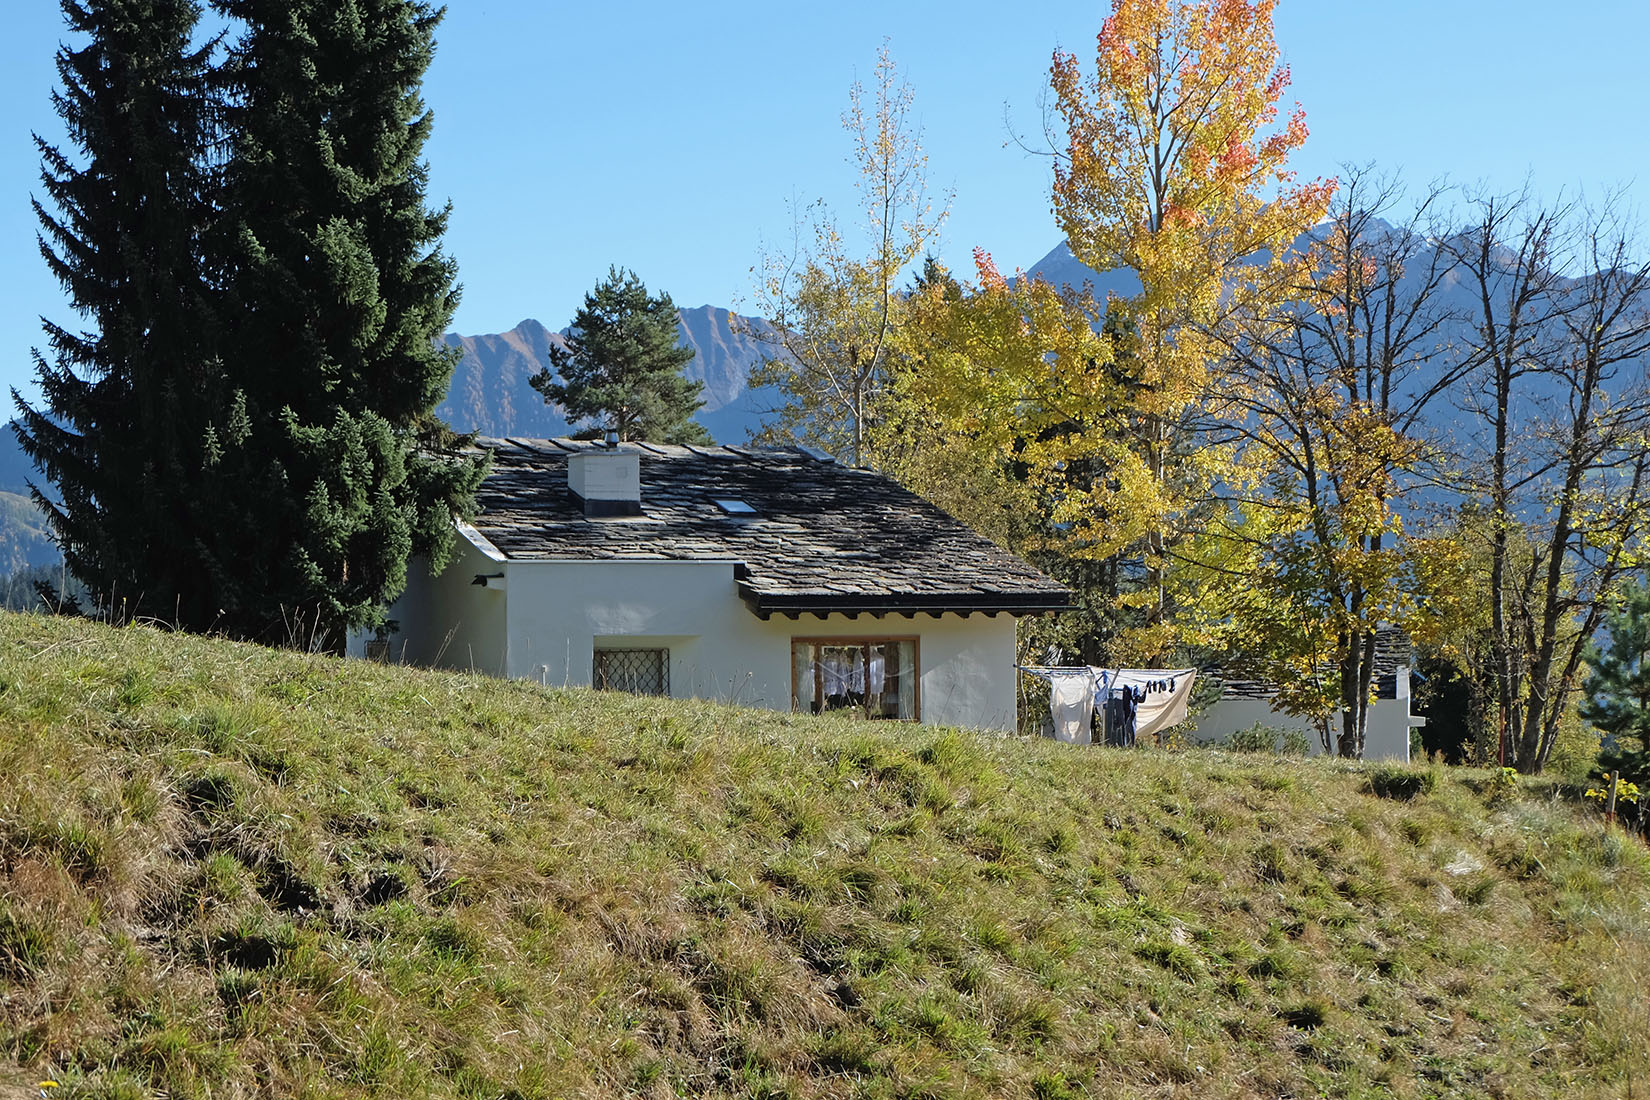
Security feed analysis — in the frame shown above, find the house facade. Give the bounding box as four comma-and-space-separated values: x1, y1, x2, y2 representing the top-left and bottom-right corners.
356, 437, 1070, 730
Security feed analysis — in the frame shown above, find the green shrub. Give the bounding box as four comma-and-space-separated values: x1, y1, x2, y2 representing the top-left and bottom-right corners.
1485, 766, 1521, 808
1279, 728, 1312, 756
1226, 723, 1284, 753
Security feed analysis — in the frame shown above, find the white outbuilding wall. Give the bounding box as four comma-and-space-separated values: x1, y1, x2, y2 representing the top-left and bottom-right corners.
1184, 678, 1420, 762
362, 522, 508, 675
354, 532, 1022, 731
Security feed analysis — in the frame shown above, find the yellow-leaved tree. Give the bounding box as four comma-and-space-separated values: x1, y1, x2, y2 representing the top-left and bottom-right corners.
1174, 173, 1469, 757
1046, 0, 1334, 659
742, 45, 948, 468
890, 253, 1145, 666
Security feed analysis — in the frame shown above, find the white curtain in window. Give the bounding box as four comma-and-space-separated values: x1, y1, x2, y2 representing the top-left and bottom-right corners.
792, 639, 918, 720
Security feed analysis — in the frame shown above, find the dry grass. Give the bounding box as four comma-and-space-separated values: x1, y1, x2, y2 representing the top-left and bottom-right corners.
0, 610, 1646, 1099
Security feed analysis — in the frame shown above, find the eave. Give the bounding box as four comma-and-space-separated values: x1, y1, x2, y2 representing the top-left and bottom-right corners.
738, 583, 1075, 621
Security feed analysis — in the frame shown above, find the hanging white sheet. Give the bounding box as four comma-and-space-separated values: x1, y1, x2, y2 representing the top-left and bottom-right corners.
1096, 668, 1197, 740
1048, 671, 1096, 743
1022, 666, 1198, 744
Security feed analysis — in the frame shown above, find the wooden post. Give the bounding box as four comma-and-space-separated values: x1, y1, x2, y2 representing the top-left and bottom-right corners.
1604, 769, 1620, 828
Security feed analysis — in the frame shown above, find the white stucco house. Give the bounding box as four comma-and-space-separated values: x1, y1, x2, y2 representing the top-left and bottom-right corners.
352, 437, 1071, 730
1184, 629, 1425, 762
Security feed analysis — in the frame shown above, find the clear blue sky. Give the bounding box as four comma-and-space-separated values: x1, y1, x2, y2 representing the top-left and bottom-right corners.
3, 1, 1646, 407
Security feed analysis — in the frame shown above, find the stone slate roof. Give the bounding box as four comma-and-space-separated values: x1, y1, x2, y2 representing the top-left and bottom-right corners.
1210, 627, 1414, 702
468, 437, 1072, 618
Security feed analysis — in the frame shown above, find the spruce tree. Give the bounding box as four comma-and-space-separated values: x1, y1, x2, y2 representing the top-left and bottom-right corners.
15, 0, 224, 624
531, 268, 712, 445
1581, 578, 1650, 793
209, 0, 483, 644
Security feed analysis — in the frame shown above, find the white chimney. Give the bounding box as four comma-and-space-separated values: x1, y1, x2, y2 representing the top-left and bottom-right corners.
567, 446, 642, 516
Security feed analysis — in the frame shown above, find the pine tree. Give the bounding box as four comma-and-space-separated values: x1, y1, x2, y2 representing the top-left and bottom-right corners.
209, 0, 483, 644
531, 268, 711, 445
14, 0, 224, 625
1581, 578, 1650, 791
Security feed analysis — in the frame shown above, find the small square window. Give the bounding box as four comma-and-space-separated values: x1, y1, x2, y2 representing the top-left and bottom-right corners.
714, 498, 757, 515
593, 648, 669, 696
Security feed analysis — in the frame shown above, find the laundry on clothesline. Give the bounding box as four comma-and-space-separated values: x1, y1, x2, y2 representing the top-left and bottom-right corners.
1051, 671, 1096, 743
1019, 666, 1198, 746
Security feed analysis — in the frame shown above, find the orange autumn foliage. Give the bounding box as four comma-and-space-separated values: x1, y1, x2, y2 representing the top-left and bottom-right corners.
1051, 0, 1332, 316
1042, 0, 1334, 652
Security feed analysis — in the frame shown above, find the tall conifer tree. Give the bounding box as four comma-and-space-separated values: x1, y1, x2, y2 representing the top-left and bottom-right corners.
15, 0, 224, 624
208, 0, 482, 644
1582, 579, 1650, 793
21, 0, 481, 645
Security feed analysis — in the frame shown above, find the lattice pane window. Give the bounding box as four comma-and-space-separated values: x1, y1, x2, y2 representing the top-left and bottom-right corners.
593, 648, 669, 696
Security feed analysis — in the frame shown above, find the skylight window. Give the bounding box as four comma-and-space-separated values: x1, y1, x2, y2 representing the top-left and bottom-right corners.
715, 498, 757, 515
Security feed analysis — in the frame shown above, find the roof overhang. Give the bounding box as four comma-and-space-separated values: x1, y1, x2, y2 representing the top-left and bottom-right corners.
739, 584, 1074, 620
455, 519, 507, 563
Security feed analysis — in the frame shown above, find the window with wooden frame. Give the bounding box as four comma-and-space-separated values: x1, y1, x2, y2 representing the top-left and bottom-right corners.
791, 637, 919, 721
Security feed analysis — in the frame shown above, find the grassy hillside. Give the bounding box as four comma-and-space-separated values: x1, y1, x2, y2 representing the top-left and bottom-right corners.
0, 612, 1645, 1100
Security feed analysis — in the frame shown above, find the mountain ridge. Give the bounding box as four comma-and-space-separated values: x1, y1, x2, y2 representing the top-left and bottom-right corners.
3, 227, 1609, 571
436, 303, 777, 444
